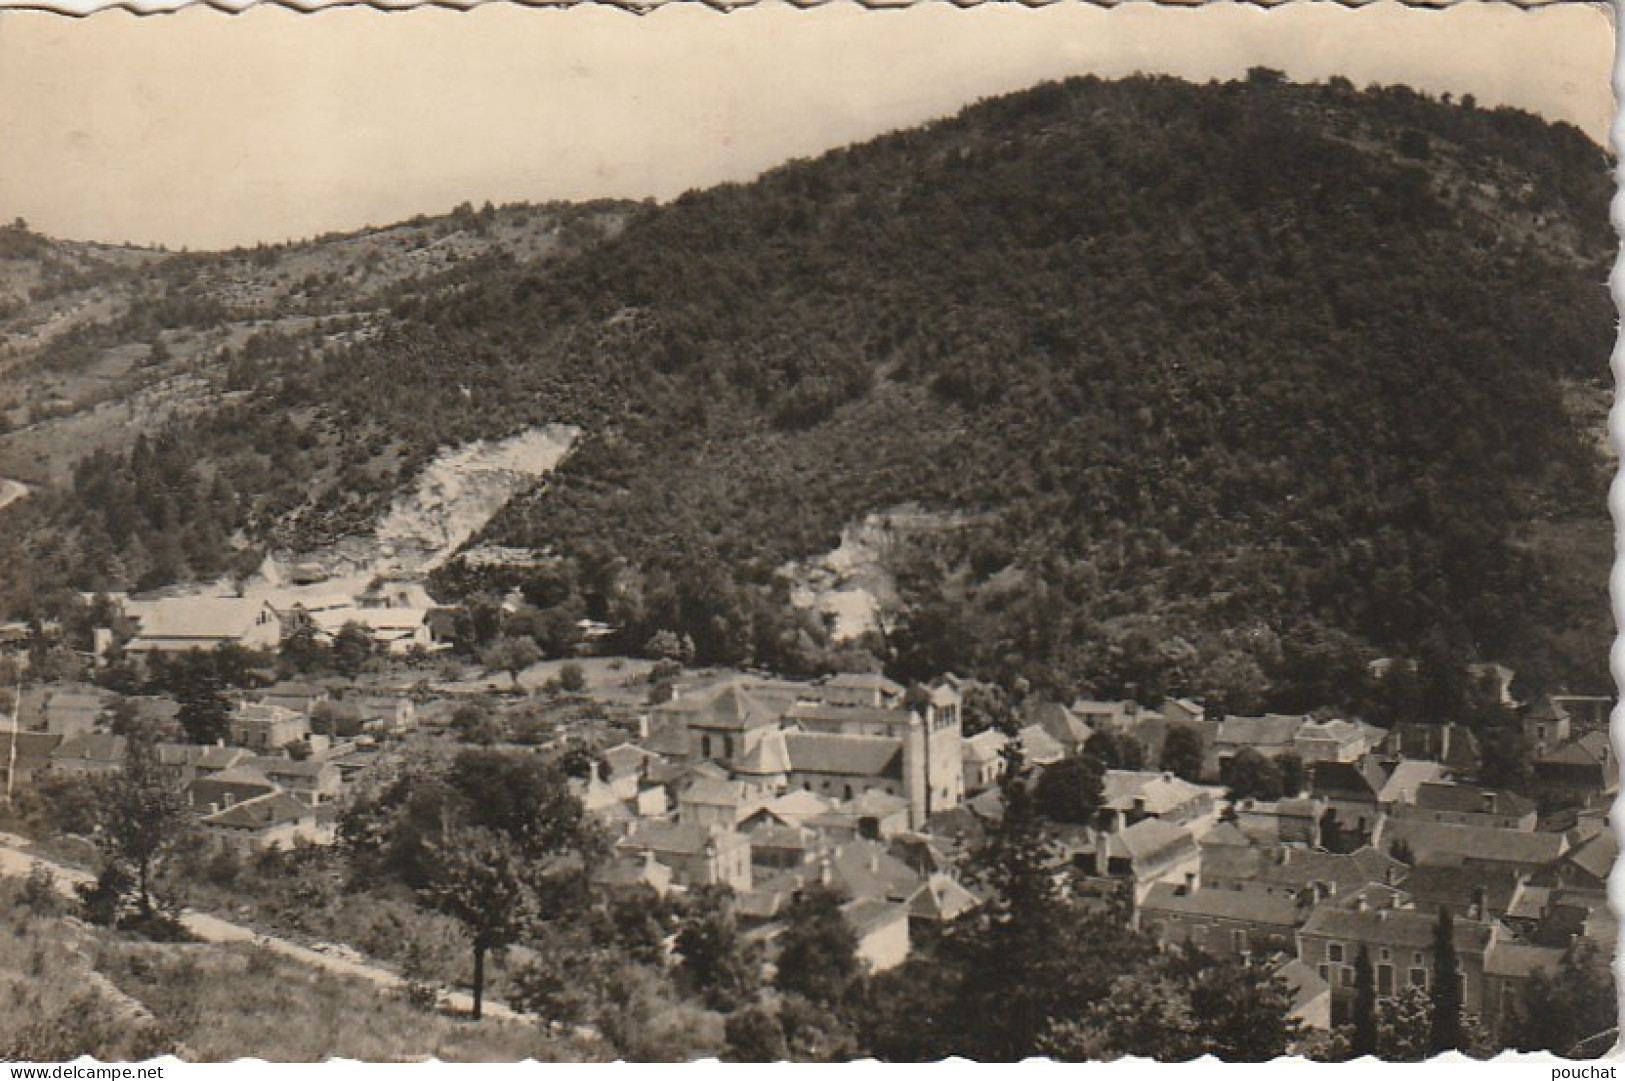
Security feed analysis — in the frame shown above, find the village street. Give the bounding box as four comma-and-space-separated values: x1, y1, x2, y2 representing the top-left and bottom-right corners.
0, 832, 527, 1023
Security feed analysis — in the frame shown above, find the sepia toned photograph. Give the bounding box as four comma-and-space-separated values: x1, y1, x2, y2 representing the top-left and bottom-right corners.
0, 0, 1616, 1063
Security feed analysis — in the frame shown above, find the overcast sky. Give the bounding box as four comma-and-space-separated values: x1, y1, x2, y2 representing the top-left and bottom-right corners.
0, 1, 1613, 250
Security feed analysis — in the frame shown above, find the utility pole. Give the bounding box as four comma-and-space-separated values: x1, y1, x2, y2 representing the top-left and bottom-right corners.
3, 673, 21, 807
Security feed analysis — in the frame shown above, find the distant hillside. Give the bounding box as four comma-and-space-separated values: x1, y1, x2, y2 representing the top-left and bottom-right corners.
1, 71, 1613, 709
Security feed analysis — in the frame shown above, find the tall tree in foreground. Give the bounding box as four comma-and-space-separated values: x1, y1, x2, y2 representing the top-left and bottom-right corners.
423, 827, 535, 1020
1352, 944, 1378, 1057
88, 730, 191, 922
1428, 906, 1463, 1054
773, 884, 859, 1006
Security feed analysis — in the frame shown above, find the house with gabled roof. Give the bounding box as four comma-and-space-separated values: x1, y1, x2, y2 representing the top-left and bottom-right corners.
1215, 714, 1305, 768
1533, 731, 1617, 808
1016, 723, 1065, 767
1024, 701, 1090, 757
228, 701, 307, 752
1393, 780, 1537, 831
1523, 696, 1572, 751
1, 731, 62, 790
591, 851, 674, 898
1070, 699, 1140, 734
1297, 902, 1497, 1014
1095, 817, 1200, 904
189, 765, 278, 815
1137, 877, 1301, 958
1375, 816, 1568, 876
841, 897, 910, 973
15, 684, 109, 738
1376, 758, 1446, 811
961, 728, 1008, 795
49, 732, 126, 775
1398, 864, 1526, 922
1293, 719, 1382, 764
201, 790, 331, 849
813, 672, 904, 710
617, 819, 752, 893
245, 754, 342, 806
907, 872, 980, 926
1233, 796, 1322, 847
678, 777, 759, 830
1307, 757, 1388, 838
1098, 770, 1216, 833
123, 596, 282, 655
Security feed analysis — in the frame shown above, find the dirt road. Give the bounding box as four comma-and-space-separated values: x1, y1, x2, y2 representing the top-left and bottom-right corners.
0, 832, 525, 1023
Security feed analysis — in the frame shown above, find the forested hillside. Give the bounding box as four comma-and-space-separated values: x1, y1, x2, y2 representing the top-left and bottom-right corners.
1, 71, 1613, 711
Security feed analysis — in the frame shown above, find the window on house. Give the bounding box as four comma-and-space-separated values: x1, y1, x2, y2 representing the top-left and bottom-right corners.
1377, 965, 1394, 995
1380, 948, 1390, 961
1410, 968, 1428, 989
1318, 964, 1329, 982
1328, 943, 1344, 964
1232, 930, 1247, 953
843, 784, 853, 800
1413, 952, 1424, 965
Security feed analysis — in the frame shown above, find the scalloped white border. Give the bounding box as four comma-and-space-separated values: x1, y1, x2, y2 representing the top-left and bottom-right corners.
0, 0, 1616, 1065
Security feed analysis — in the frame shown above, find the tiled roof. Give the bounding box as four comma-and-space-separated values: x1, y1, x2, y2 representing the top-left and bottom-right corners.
735, 729, 791, 776
621, 819, 734, 858
1102, 770, 1209, 815
682, 777, 751, 807
1299, 904, 1494, 953
962, 729, 1008, 764
1308, 758, 1387, 801
125, 597, 270, 639
1401, 864, 1524, 914
841, 897, 907, 938
689, 683, 787, 732
763, 788, 836, 825
828, 839, 922, 902
1378, 759, 1446, 804
1140, 881, 1300, 927
1380, 818, 1567, 868
1017, 724, 1065, 764
1217, 714, 1305, 748
785, 732, 902, 779
245, 755, 336, 779
51, 732, 125, 762
2, 730, 63, 763
907, 873, 980, 922
1413, 781, 1536, 818
1108, 817, 1197, 866
202, 790, 311, 830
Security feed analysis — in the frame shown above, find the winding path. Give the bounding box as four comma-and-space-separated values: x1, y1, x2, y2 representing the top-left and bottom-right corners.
0, 832, 525, 1023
